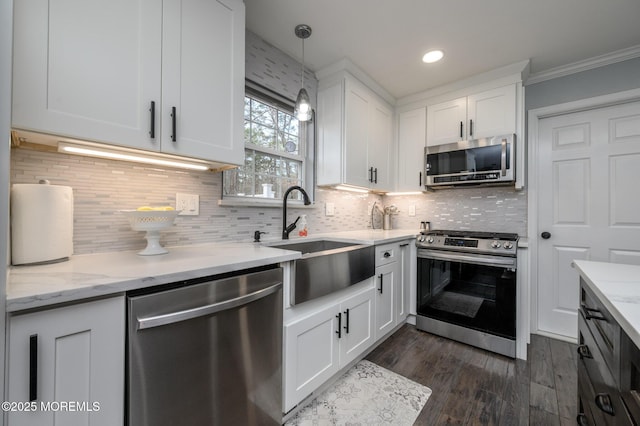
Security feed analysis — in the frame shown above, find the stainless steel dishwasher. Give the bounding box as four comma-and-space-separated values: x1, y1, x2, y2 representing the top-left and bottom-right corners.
127, 266, 283, 426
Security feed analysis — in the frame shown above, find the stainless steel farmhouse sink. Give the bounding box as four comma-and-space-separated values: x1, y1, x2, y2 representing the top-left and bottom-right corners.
269, 239, 375, 305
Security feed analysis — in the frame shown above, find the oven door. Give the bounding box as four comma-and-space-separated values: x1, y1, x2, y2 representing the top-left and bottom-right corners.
417, 249, 517, 340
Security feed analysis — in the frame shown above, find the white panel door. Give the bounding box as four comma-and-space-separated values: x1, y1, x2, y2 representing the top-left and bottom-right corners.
397, 107, 426, 191
537, 100, 640, 339
161, 0, 245, 164
12, 0, 162, 150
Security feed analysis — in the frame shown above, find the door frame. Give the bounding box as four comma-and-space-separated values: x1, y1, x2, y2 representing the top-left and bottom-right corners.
527, 87, 640, 341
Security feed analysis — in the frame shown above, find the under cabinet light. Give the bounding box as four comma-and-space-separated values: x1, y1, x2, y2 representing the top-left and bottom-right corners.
334, 185, 370, 193
58, 142, 210, 171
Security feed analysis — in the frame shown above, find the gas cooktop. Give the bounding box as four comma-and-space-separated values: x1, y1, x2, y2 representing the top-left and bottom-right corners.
416, 229, 519, 256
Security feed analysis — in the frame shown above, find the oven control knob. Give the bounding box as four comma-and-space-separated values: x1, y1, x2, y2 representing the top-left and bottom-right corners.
427, 237, 434, 244
491, 240, 502, 249
503, 242, 514, 250
418, 235, 426, 243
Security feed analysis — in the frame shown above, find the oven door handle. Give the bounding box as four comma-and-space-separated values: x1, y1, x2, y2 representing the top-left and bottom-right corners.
501, 138, 507, 176
418, 250, 516, 268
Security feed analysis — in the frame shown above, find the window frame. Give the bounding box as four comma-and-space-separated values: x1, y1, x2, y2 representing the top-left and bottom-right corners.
221, 83, 314, 207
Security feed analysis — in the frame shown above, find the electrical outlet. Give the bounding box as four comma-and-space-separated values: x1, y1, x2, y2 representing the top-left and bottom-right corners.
176, 193, 199, 216
325, 202, 335, 216
409, 205, 416, 217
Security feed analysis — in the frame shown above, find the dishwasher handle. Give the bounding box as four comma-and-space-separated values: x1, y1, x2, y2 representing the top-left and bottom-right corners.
137, 281, 282, 330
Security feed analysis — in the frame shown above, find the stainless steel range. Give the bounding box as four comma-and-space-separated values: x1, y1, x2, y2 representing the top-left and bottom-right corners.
415, 230, 519, 357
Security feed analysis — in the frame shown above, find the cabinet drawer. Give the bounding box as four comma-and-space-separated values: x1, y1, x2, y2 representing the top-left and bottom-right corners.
578, 315, 631, 425
375, 244, 398, 266
580, 279, 621, 381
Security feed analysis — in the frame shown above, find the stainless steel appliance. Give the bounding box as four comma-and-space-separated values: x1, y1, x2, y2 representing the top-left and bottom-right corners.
425, 134, 515, 188
416, 230, 518, 357
127, 267, 283, 426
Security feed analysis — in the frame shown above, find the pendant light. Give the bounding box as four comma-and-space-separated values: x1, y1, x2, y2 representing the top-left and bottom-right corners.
294, 24, 312, 122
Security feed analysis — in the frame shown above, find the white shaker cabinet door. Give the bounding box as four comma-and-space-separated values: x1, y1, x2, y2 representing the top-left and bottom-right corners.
466, 84, 516, 140
397, 107, 426, 191
368, 100, 394, 191
161, 0, 245, 165
339, 287, 375, 367
374, 261, 397, 340
283, 303, 340, 412
12, 0, 162, 150
343, 79, 372, 188
426, 97, 467, 146
7, 297, 125, 426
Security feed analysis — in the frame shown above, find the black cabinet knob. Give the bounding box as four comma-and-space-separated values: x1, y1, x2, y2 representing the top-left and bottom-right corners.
541, 231, 551, 239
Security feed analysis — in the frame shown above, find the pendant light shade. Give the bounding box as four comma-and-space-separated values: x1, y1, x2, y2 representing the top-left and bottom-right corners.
294, 24, 312, 122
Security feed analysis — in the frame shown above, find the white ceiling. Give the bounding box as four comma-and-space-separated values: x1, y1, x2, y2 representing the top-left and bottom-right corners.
244, 0, 640, 100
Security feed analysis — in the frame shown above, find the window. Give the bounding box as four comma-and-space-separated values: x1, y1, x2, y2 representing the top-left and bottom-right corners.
223, 91, 308, 203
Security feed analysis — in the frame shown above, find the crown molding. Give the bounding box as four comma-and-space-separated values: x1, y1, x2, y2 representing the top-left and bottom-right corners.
526, 44, 640, 86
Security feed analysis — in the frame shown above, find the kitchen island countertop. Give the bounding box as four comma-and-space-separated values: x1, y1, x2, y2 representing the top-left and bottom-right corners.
7, 229, 419, 313
572, 260, 640, 349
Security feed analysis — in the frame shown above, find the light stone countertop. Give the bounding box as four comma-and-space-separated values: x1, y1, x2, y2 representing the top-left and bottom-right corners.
7, 229, 419, 313
572, 260, 640, 349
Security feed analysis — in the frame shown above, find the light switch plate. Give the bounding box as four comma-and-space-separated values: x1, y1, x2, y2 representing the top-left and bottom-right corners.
325, 202, 335, 216
176, 193, 199, 216
409, 205, 416, 216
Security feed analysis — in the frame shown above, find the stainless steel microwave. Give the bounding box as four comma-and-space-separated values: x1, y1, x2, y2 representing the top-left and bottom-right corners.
425, 134, 515, 188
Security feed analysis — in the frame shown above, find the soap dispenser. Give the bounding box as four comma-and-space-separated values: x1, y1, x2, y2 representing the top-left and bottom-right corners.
298, 214, 308, 237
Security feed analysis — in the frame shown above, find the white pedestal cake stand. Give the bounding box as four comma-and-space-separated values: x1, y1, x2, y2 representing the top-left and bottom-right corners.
120, 210, 179, 255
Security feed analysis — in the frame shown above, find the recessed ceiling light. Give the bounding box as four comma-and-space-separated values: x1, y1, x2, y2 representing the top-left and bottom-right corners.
422, 50, 444, 63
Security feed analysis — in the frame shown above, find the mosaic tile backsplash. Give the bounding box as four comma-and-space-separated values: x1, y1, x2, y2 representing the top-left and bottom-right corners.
10, 148, 527, 255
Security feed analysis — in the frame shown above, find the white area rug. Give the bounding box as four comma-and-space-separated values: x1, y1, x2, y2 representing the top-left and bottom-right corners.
285, 360, 432, 426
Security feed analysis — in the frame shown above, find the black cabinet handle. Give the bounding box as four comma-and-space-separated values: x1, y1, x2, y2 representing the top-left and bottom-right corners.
149, 101, 156, 139
595, 393, 615, 416
459, 121, 463, 138
29, 334, 37, 402
580, 304, 607, 321
368, 167, 373, 183
344, 309, 350, 334
577, 345, 593, 359
469, 119, 473, 137
378, 273, 384, 294
171, 106, 177, 142
336, 313, 342, 339
373, 168, 378, 184
576, 413, 590, 426
419, 171, 422, 187
383, 251, 391, 258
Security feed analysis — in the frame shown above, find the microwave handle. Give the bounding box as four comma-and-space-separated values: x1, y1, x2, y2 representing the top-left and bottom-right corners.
501, 139, 507, 176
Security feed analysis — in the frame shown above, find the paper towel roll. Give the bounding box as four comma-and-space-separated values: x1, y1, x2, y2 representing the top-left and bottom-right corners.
11, 183, 74, 265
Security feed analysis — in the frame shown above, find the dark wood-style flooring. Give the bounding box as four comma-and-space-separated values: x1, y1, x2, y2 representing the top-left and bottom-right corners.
366, 324, 578, 425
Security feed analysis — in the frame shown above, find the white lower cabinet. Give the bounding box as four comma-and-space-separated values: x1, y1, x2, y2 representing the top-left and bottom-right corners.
374, 243, 401, 340
283, 285, 375, 412
6, 297, 125, 426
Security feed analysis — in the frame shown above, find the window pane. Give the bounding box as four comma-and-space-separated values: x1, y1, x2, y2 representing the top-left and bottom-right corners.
244, 98, 251, 120
254, 152, 277, 175
250, 123, 276, 149
250, 99, 276, 128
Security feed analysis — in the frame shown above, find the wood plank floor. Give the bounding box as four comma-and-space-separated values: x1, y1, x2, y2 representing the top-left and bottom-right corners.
366, 324, 578, 425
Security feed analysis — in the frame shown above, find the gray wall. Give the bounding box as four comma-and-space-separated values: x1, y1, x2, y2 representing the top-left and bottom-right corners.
526, 58, 640, 110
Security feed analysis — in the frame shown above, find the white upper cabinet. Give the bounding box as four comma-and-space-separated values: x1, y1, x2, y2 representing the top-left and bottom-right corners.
161, 0, 245, 164
12, 0, 245, 165
12, 0, 162, 150
426, 84, 516, 146
396, 107, 426, 192
317, 72, 394, 192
